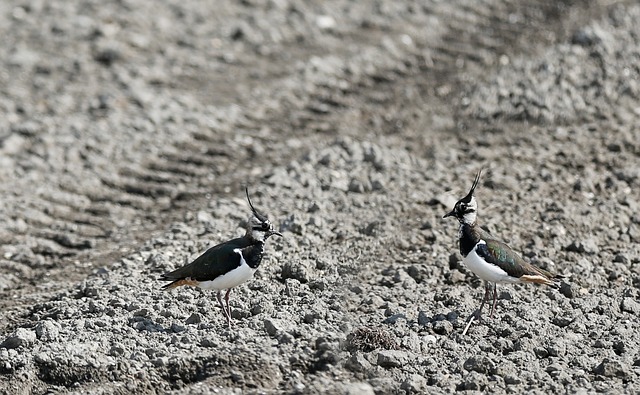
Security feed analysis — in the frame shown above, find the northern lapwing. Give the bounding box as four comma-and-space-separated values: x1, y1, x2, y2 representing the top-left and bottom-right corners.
161, 188, 282, 327
443, 170, 562, 321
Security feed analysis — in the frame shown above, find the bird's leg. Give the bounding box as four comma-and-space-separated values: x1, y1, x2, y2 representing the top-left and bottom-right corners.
224, 289, 232, 321
464, 282, 491, 334
217, 290, 231, 326
490, 283, 498, 318
474, 282, 492, 320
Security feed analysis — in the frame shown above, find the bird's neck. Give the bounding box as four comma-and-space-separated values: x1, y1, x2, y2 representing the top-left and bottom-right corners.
243, 241, 265, 269
458, 222, 481, 257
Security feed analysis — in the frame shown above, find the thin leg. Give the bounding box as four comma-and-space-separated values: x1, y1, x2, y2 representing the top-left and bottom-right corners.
217, 290, 231, 326
224, 289, 232, 321
465, 282, 491, 334
490, 283, 498, 318
475, 282, 492, 319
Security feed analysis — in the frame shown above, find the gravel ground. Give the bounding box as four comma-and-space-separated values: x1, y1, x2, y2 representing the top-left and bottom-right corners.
1, 0, 640, 394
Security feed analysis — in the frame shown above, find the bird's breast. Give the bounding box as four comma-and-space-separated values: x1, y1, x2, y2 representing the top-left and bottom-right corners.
463, 241, 521, 284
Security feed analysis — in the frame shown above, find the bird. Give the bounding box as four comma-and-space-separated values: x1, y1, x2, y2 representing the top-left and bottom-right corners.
443, 170, 562, 320
160, 187, 282, 327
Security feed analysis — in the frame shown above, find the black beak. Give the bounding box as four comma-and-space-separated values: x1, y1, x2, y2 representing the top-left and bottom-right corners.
268, 229, 283, 238
443, 210, 455, 219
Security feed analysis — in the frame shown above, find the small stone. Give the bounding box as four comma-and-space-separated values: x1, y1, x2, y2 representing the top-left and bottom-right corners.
417, 311, 430, 326
462, 371, 487, 390
316, 15, 336, 30
109, 346, 125, 356
196, 210, 214, 224
34, 353, 49, 364
547, 342, 566, 357
250, 300, 273, 316
35, 321, 59, 342
566, 239, 599, 254
432, 320, 453, 335
360, 220, 384, 237
504, 374, 522, 385
348, 177, 370, 193
463, 356, 497, 375
264, 319, 281, 337
534, 346, 549, 359
613, 254, 629, 264
281, 261, 312, 283
341, 382, 375, 395
153, 357, 168, 367
621, 297, 640, 314
185, 313, 202, 324
345, 352, 372, 372
401, 373, 428, 393
422, 335, 437, 344
552, 315, 573, 328
593, 358, 629, 378
200, 338, 217, 348
0, 328, 36, 349
545, 364, 563, 377
559, 282, 574, 298
376, 350, 409, 368
171, 323, 186, 333
309, 279, 327, 291
405, 266, 424, 283
383, 313, 407, 325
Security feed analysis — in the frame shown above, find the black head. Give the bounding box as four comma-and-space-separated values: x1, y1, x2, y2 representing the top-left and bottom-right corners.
443, 170, 481, 224
245, 187, 282, 241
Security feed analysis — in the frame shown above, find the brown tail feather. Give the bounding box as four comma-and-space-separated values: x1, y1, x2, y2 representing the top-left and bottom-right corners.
520, 274, 555, 286
520, 265, 564, 288
161, 277, 198, 290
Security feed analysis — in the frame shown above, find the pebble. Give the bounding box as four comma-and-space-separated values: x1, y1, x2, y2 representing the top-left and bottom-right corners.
593, 358, 630, 378
185, 313, 202, 325
281, 260, 312, 283
462, 371, 488, 391
432, 320, 453, 335
35, 321, 60, 342
621, 297, 640, 314
401, 373, 428, 393
376, 350, 409, 368
463, 356, 497, 375
264, 319, 282, 337
0, 328, 36, 349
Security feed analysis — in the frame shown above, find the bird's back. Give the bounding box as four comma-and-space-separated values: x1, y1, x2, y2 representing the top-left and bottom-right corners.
160, 237, 253, 287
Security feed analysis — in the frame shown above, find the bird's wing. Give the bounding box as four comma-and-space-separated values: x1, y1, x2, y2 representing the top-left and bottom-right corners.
161, 238, 248, 282
475, 238, 538, 279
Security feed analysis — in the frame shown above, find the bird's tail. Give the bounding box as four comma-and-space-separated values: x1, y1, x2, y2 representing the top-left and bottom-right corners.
160, 276, 197, 290
521, 266, 565, 288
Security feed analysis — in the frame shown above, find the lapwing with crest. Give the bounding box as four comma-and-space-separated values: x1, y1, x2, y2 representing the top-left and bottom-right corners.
443, 170, 562, 324
161, 188, 282, 327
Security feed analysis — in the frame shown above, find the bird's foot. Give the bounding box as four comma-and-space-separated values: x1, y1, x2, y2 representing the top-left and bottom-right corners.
462, 309, 485, 335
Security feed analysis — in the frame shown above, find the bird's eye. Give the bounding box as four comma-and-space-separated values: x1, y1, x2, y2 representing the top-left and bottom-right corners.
261, 222, 269, 230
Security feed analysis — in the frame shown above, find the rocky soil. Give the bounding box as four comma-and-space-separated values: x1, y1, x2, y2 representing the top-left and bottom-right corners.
1, 0, 639, 394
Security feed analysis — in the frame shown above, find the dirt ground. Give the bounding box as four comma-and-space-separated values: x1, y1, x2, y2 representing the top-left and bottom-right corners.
1, 0, 639, 393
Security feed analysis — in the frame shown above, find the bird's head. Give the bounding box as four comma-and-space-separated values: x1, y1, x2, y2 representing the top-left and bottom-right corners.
245, 187, 282, 242
443, 170, 481, 225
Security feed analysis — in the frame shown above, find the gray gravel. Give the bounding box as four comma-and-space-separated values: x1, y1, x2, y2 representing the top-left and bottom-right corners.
1, 0, 640, 394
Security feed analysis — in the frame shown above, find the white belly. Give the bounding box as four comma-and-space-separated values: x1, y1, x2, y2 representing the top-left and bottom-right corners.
463, 241, 521, 284
197, 249, 256, 290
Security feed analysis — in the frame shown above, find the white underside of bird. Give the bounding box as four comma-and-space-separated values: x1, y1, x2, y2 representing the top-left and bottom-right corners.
463, 240, 521, 284
197, 249, 256, 290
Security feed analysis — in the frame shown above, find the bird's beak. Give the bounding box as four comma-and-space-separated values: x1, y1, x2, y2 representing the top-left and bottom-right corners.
443, 210, 455, 219
269, 229, 283, 238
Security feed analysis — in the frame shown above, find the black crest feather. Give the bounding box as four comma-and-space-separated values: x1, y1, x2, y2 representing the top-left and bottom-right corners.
461, 169, 482, 203
245, 187, 267, 222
